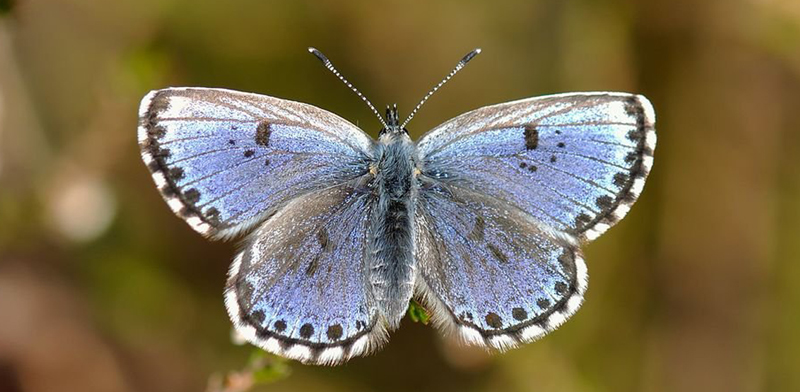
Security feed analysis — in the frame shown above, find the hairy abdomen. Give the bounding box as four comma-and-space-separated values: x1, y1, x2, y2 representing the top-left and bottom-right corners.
370, 137, 417, 328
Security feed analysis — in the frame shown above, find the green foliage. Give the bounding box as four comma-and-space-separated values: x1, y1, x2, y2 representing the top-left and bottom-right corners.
407, 299, 431, 325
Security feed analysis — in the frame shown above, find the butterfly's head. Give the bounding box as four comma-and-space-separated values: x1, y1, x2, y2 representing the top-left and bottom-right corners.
380, 104, 408, 137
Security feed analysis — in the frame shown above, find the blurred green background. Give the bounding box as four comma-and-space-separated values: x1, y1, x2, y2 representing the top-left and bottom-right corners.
1, 0, 800, 391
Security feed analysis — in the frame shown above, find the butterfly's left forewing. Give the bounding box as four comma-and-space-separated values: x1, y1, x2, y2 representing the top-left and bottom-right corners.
416, 93, 655, 241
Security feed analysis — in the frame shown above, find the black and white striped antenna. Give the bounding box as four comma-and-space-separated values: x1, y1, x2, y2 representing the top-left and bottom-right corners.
308, 47, 388, 129
401, 48, 481, 129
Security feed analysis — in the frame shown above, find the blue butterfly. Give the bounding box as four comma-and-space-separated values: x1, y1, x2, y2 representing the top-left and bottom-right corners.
138, 48, 656, 365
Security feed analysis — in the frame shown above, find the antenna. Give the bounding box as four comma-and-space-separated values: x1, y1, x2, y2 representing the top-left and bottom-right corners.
401, 48, 481, 129
308, 47, 388, 129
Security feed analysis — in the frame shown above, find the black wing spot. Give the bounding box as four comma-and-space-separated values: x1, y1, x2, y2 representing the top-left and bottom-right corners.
485, 312, 503, 328
550, 155, 557, 163
524, 126, 539, 150
575, 213, 592, 229
327, 324, 343, 340
168, 167, 184, 181
256, 122, 272, 147
274, 320, 287, 332
148, 126, 167, 139
557, 142, 566, 148
555, 130, 562, 135
184, 188, 201, 205
613, 172, 629, 187
299, 323, 314, 339
519, 162, 527, 169
205, 207, 221, 226
468, 216, 485, 242
264, 159, 270, 166
554, 282, 569, 295
487, 244, 509, 263
528, 165, 538, 172
512, 307, 528, 321
356, 320, 366, 331
596, 195, 614, 210
228, 139, 236, 145
251, 310, 266, 324
537, 298, 551, 309
243, 150, 255, 158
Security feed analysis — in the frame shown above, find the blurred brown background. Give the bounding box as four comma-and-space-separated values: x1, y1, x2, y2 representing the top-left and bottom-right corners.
1, 0, 799, 391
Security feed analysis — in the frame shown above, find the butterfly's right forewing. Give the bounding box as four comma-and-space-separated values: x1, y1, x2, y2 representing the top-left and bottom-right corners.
138, 88, 374, 239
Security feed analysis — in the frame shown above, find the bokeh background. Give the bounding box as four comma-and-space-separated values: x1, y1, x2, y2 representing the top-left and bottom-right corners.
1, 0, 799, 391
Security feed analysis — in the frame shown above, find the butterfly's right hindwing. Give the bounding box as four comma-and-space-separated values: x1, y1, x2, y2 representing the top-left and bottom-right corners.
138, 88, 374, 239
225, 183, 386, 365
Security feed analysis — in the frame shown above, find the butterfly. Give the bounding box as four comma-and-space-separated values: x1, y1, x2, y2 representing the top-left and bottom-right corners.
137, 48, 655, 365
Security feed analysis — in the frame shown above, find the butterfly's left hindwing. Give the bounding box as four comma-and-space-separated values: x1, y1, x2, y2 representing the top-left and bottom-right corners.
414, 183, 587, 349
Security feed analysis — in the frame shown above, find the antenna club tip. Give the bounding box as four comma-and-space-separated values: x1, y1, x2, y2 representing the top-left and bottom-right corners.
475, 48, 482, 53
307, 47, 317, 53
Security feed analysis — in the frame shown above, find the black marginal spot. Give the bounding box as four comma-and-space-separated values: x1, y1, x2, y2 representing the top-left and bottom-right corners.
264, 159, 270, 166
147, 126, 167, 139
183, 188, 201, 205
555, 130, 562, 135
205, 207, 221, 226
550, 155, 557, 163
555, 282, 569, 295
485, 312, 503, 328
468, 216, 485, 242
356, 320, 365, 331
255, 122, 272, 147
625, 151, 638, 164
466, 312, 473, 321
327, 324, 343, 340
528, 165, 538, 172
627, 129, 644, 143
160, 185, 177, 198
537, 298, 551, 309
251, 310, 266, 324
519, 162, 527, 169
613, 172, 629, 187
243, 149, 255, 158
168, 167, 184, 181
274, 320, 287, 332
512, 307, 528, 321
228, 139, 236, 146
557, 142, 566, 148
575, 213, 592, 230
299, 323, 314, 339
524, 126, 539, 150
487, 244, 508, 263
596, 195, 614, 211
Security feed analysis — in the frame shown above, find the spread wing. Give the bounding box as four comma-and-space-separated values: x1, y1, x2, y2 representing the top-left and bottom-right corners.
414, 183, 587, 349
225, 183, 386, 365
416, 92, 655, 241
138, 87, 375, 239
